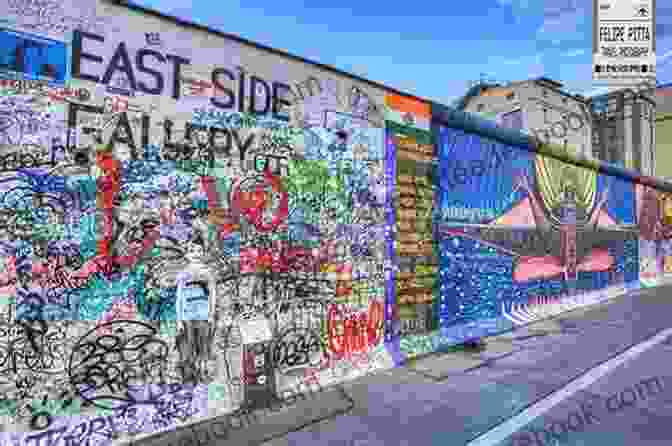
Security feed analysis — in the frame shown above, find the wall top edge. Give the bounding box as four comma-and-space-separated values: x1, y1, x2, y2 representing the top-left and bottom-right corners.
430, 101, 672, 193
107, 0, 431, 105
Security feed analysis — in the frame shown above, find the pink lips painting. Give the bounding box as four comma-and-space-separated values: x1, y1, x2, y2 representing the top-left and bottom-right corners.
513, 249, 614, 282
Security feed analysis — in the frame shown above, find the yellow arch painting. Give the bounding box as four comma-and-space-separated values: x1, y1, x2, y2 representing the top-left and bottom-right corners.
534, 154, 597, 226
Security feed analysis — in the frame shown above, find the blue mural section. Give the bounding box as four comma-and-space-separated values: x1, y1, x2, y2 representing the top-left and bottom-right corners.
439, 235, 638, 328
437, 126, 534, 225
439, 236, 514, 326
598, 173, 637, 225
435, 125, 640, 330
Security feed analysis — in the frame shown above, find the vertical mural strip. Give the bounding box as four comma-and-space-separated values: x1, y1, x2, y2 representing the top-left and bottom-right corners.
385, 94, 437, 360
384, 130, 400, 364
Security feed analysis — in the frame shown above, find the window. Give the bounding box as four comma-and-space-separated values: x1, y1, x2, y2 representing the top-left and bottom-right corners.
542, 89, 548, 98
642, 105, 651, 120
562, 97, 568, 104
591, 96, 609, 114
477, 104, 484, 112
593, 146, 601, 158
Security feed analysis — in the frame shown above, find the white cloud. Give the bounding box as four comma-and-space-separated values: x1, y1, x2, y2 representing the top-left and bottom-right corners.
536, 1, 587, 45
564, 48, 586, 57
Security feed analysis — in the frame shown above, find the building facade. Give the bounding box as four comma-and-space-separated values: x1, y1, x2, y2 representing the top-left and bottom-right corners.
458, 77, 592, 159
589, 89, 656, 176
656, 84, 672, 179
459, 77, 656, 176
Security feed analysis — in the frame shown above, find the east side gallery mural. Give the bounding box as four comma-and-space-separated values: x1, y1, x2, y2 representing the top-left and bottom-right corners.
0, 0, 668, 445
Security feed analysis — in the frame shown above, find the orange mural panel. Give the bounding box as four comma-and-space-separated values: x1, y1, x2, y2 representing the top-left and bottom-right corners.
385, 93, 431, 119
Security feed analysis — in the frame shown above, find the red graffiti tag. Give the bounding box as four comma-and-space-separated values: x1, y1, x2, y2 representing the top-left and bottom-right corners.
77, 150, 160, 279
201, 176, 239, 238
327, 301, 384, 359
96, 151, 121, 258
232, 170, 289, 233
240, 242, 320, 273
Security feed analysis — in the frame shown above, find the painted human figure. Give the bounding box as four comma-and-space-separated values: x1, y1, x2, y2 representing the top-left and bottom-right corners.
174, 230, 218, 383
512, 171, 612, 284
515, 172, 609, 232
558, 182, 578, 288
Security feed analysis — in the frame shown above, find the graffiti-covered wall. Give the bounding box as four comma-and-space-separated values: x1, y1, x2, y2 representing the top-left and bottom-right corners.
0, 0, 397, 443
1, 0, 672, 444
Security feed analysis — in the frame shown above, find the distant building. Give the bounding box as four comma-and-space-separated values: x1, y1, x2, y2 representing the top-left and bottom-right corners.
655, 84, 672, 179
457, 77, 592, 159
588, 88, 655, 176
457, 76, 656, 176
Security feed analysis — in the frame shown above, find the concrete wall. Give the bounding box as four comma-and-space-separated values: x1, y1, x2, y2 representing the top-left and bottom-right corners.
0, 0, 394, 442
0, 0, 671, 444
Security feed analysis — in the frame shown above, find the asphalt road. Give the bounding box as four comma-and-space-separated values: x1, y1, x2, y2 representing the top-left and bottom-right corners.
257, 284, 672, 446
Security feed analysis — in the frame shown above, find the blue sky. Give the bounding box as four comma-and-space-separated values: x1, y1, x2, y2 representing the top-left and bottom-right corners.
133, 0, 672, 105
